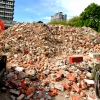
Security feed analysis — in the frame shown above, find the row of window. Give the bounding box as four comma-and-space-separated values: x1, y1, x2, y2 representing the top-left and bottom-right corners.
0, 12, 13, 16
6, 5, 13, 8
0, 4, 14, 8
0, 0, 14, 4
7, 1, 13, 4
0, 8, 14, 12
0, 16, 13, 20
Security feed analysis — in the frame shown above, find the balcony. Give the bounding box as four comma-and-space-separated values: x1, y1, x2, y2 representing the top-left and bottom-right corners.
6, 3, 14, 6
4, 15, 12, 18
0, 5, 5, 8
0, 1, 5, 4
0, 10, 4, 13
5, 6, 13, 9
0, 15, 4, 17
7, 0, 14, 1
5, 11, 13, 13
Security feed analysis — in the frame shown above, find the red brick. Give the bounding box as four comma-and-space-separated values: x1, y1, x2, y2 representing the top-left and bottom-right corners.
38, 73, 45, 80
79, 73, 85, 79
42, 79, 49, 86
49, 88, 58, 97
80, 91, 86, 97
8, 76, 14, 82
80, 80, 87, 89
62, 82, 69, 90
69, 56, 83, 64
88, 95, 95, 100
20, 89, 25, 94
25, 87, 36, 96
24, 50, 29, 54
55, 74, 62, 81
21, 80, 26, 89
66, 73, 76, 81
72, 84, 81, 93
38, 87, 44, 91
71, 94, 80, 100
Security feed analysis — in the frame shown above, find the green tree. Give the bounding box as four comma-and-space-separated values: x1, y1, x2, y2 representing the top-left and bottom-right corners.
48, 20, 67, 25
78, 3, 100, 32
67, 16, 80, 26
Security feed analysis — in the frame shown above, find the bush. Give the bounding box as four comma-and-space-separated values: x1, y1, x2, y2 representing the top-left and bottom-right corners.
48, 20, 68, 25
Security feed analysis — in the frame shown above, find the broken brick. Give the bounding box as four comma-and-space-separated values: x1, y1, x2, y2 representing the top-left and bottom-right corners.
80, 80, 87, 89
66, 73, 76, 81
80, 91, 86, 97
62, 82, 70, 90
38, 73, 45, 80
49, 88, 58, 97
72, 84, 81, 93
88, 94, 95, 100
21, 80, 26, 89
25, 87, 36, 96
71, 94, 80, 100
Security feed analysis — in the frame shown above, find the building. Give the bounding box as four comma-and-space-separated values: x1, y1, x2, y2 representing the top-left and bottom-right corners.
0, 0, 16, 29
51, 12, 67, 21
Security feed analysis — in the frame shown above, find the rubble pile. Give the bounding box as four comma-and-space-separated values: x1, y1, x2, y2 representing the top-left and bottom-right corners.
0, 22, 100, 100
0, 23, 100, 57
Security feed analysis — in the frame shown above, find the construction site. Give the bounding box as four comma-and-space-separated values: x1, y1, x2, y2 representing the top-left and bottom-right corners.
0, 22, 99, 100
0, 0, 100, 100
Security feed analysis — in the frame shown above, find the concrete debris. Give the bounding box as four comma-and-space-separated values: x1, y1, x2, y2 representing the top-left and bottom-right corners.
0, 22, 100, 100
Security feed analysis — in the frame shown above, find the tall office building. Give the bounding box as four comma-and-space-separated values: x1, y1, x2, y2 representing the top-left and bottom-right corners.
0, 0, 16, 29
51, 12, 67, 22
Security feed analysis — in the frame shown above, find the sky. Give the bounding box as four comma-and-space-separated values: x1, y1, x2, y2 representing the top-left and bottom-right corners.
14, 0, 100, 23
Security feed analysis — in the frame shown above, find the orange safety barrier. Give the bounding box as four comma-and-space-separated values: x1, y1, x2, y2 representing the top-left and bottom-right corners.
0, 20, 5, 31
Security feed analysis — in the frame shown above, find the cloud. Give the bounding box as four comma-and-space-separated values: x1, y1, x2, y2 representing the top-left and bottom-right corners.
25, 8, 35, 13
39, 0, 100, 19
25, 8, 32, 11
53, 0, 100, 17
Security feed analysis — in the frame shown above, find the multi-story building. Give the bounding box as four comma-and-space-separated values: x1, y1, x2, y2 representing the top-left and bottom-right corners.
51, 12, 67, 21
0, 0, 16, 29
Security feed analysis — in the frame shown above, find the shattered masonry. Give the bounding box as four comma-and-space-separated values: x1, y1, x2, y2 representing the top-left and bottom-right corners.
0, 22, 100, 100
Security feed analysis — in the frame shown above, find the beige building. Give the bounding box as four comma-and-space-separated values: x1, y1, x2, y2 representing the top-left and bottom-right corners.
51, 12, 67, 21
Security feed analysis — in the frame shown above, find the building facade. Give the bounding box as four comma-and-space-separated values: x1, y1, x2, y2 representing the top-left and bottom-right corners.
0, 0, 16, 29
51, 12, 67, 21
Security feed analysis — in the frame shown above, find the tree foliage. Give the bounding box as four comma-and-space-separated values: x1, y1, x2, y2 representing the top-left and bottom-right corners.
67, 16, 79, 26
48, 20, 67, 25
78, 3, 100, 32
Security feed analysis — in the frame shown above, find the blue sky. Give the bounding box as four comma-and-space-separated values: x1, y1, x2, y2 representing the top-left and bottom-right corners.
14, 0, 100, 23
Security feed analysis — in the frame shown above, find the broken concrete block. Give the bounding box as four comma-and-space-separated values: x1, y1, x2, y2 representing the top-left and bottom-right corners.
19, 71, 27, 78
89, 52, 100, 58
9, 89, 20, 96
27, 69, 36, 76
54, 83, 64, 92
84, 79, 94, 87
15, 67, 24, 72
7, 72, 14, 79
86, 72, 92, 79
26, 93, 33, 99
43, 70, 50, 75
49, 83, 55, 89
10, 95, 16, 100
17, 94, 25, 100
